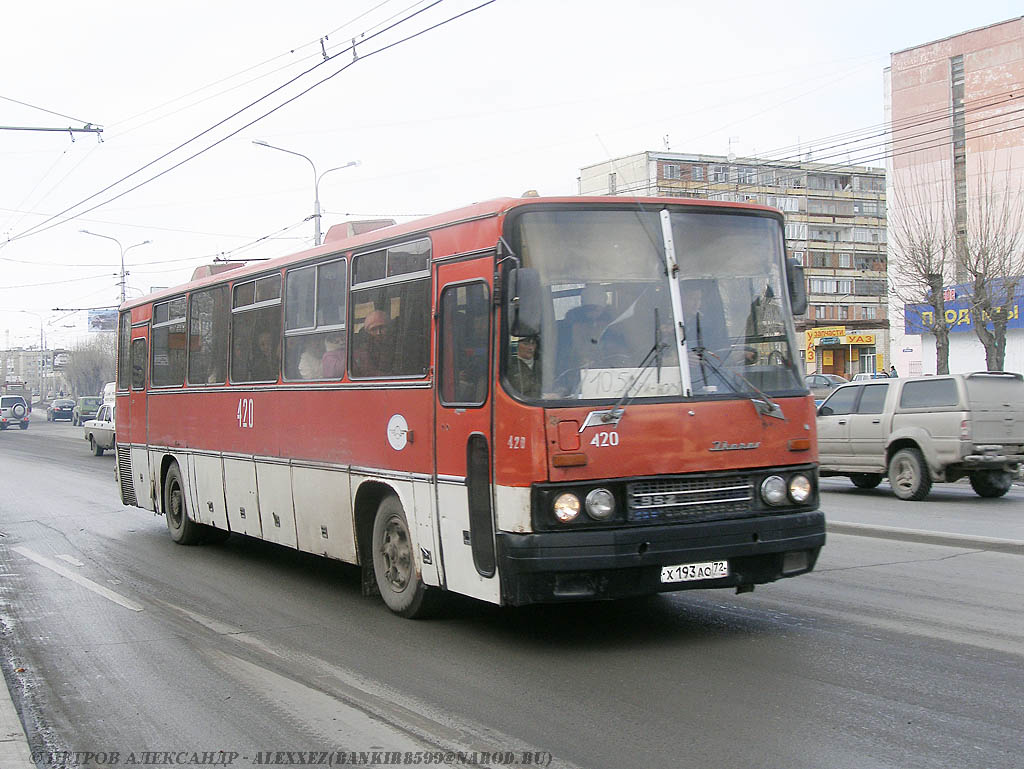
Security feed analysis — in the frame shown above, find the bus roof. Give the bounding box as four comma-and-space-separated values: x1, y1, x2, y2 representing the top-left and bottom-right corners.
120, 195, 782, 311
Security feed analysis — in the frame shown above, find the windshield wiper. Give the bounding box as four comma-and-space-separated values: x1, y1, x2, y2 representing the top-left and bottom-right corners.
692, 315, 785, 420
600, 311, 669, 425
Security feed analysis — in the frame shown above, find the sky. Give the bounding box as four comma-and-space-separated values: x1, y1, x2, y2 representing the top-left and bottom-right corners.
2, 0, 1022, 350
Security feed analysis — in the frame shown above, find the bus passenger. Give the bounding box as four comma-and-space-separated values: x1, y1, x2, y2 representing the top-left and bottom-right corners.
321, 332, 346, 378
251, 330, 280, 381
298, 336, 324, 379
353, 310, 392, 376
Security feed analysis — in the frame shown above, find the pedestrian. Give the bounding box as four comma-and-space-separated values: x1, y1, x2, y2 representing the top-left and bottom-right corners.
889, 365, 898, 378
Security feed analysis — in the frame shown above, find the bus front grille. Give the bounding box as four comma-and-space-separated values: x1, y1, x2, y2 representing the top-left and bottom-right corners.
116, 445, 136, 506
627, 475, 753, 523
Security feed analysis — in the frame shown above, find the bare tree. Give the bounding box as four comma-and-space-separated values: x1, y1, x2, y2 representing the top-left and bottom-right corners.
957, 161, 1024, 371
66, 334, 116, 398
887, 164, 957, 374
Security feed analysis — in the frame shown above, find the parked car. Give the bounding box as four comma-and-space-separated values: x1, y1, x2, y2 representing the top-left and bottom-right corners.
850, 372, 890, 381
46, 398, 76, 422
72, 396, 102, 426
0, 395, 30, 430
817, 372, 1024, 500
83, 402, 116, 456
804, 373, 848, 400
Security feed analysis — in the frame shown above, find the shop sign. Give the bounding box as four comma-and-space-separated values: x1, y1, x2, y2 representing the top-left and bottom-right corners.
844, 334, 875, 344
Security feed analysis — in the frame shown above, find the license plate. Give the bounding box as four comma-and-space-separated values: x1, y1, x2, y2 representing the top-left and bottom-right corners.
660, 560, 729, 583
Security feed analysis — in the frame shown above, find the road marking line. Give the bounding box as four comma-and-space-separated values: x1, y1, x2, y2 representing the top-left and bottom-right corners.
56, 554, 84, 567
12, 547, 143, 612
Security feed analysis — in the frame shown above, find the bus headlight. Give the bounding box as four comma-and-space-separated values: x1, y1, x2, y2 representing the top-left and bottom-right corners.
760, 475, 787, 506
553, 493, 581, 523
585, 488, 615, 520
789, 474, 812, 504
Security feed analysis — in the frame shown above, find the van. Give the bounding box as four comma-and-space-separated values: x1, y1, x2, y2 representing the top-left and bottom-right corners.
102, 381, 116, 404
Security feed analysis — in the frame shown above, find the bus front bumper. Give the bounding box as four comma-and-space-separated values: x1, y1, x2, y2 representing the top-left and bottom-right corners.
496, 511, 825, 606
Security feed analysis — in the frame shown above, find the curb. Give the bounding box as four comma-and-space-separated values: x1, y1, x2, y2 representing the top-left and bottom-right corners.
0, 676, 33, 769
827, 521, 1024, 555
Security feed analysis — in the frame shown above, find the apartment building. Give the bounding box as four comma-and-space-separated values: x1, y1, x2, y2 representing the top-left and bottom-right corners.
579, 152, 889, 376
885, 16, 1024, 376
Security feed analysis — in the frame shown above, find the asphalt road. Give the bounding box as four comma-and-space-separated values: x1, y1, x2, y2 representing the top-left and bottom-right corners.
2, 417, 1023, 769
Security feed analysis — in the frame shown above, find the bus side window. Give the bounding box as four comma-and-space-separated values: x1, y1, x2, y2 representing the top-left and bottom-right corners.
130, 338, 148, 390
231, 275, 282, 382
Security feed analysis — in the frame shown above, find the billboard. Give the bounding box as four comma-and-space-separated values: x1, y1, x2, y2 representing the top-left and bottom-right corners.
905, 283, 1024, 335
87, 309, 118, 332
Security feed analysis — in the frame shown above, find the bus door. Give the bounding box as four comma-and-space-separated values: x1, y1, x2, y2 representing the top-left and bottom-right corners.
433, 264, 500, 604
127, 328, 153, 510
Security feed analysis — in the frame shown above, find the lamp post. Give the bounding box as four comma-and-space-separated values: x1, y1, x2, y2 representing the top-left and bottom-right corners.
252, 140, 359, 246
79, 231, 152, 304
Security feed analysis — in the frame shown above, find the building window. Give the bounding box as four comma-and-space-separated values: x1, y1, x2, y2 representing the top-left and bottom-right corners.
838, 252, 852, 268
737, 166, 757, 184
711, 165, 729, 183
785, 223, 807, 241
861, 305, 878, 320
608, 172, 617, 194
690, 165, 705, 181
855, 279, 886, 296
663, 164, 680, 180
793, 251, 805, 266
766, 195, 799, 212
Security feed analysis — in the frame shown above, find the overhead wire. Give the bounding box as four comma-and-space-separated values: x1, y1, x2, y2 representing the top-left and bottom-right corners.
5, 0, 497, 246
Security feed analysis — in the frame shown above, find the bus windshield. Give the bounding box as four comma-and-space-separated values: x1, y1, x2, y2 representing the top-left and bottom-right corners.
506, 207, 803, 402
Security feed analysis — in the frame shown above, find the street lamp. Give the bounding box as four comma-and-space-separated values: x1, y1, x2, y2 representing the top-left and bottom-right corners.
252, 140, 359, 246
79, 231, 152, 304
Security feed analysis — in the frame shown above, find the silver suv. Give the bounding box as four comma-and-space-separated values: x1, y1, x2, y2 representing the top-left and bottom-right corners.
817, 372, 1024, 500
0, 395, 30, 430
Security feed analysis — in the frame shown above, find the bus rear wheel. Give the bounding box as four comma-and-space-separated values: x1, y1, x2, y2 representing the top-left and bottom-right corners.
164, 463, 201, 545
371, 496, 435, 618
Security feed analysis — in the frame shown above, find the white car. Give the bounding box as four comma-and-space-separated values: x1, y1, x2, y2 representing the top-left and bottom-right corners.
83, 403, 116, 456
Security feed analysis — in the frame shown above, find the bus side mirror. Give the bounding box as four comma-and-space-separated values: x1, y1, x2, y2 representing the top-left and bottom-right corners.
787, 257, 807, 316
506, 267, 542, 338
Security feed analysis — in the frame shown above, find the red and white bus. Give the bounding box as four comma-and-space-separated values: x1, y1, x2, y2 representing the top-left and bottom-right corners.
114, 196, 825, 616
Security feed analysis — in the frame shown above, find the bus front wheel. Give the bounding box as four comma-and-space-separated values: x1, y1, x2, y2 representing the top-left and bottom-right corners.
371, 496, 435, 618
164, 463, 201, 545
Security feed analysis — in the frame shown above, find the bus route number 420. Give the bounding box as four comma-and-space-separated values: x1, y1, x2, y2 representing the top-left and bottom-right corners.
661, 560, 729, 583
237, 398, 254, 428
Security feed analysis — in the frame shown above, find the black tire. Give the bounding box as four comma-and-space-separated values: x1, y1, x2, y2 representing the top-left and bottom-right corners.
19, 421, 28, 430
164, 463, 201, 545
888, 447, 932, 501
969, 470, 1013, 498
201, 526, 231, 544
90, 436, 104, 456
371, 495, 436, 618
850, 473, 883, 489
